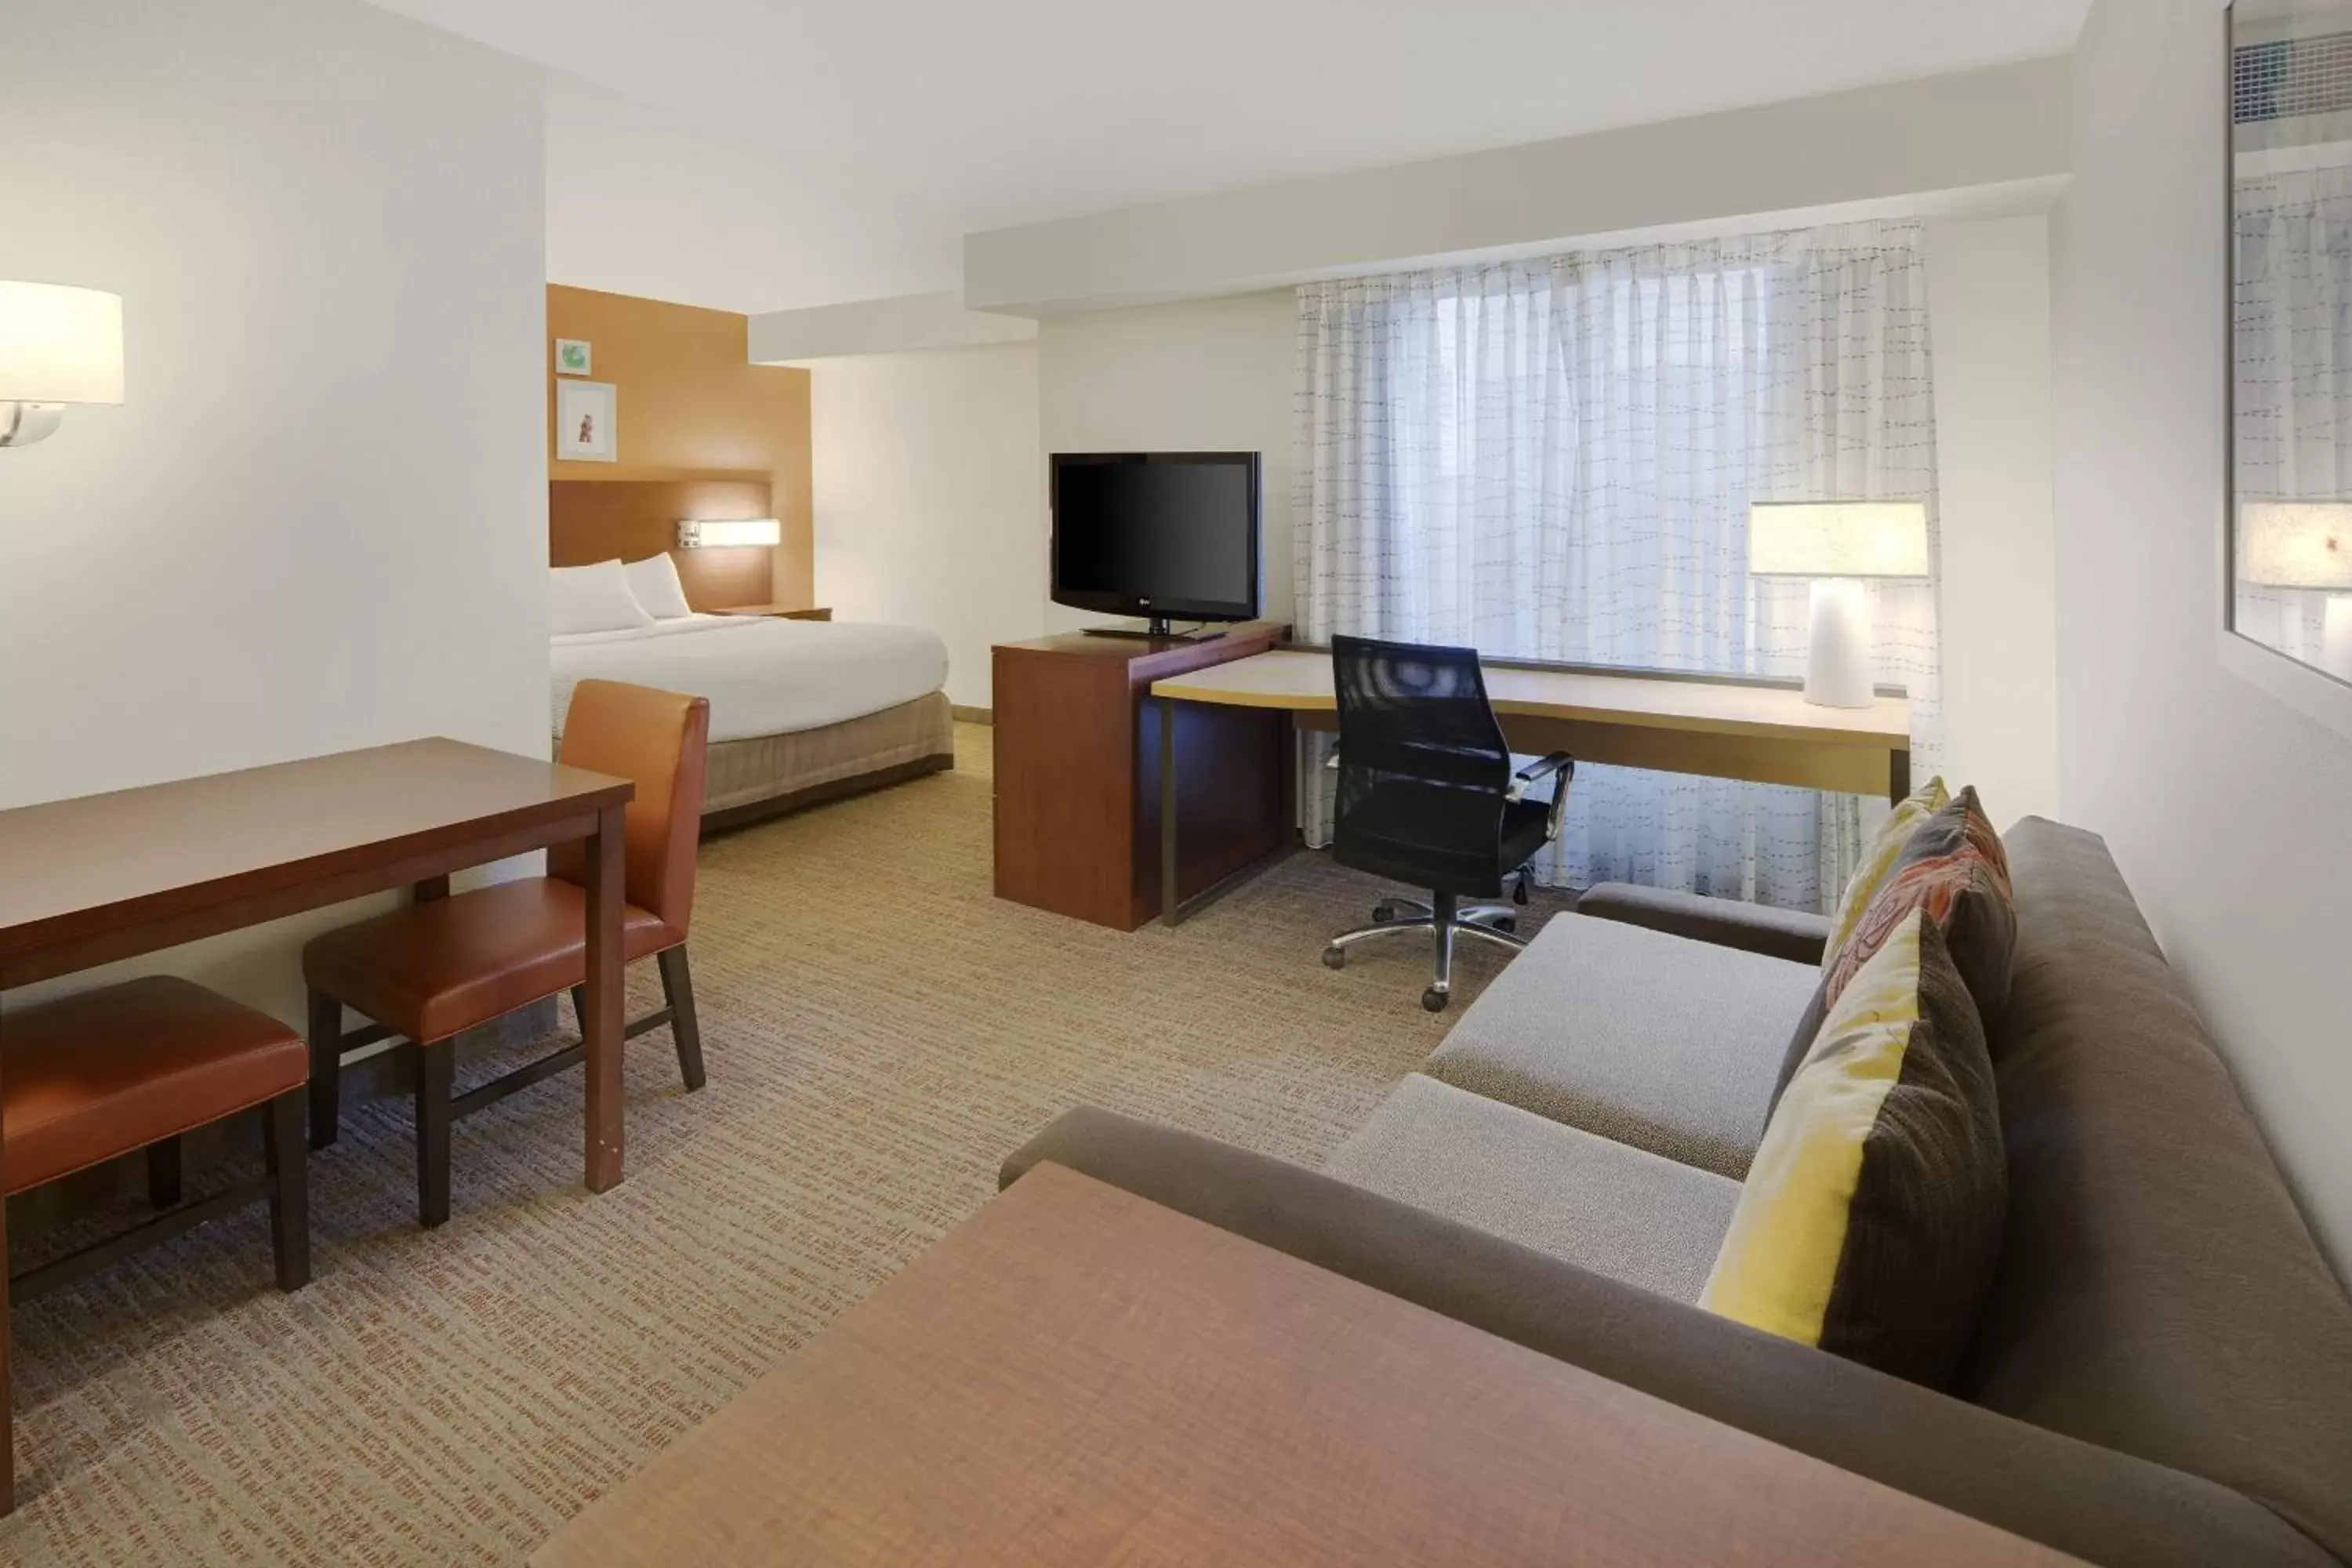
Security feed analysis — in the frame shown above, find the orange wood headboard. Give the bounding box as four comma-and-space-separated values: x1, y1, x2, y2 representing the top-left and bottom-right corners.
550, 474, 774, 612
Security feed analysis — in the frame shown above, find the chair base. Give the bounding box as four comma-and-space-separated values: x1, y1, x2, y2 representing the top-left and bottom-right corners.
307, 945, 705, 1229
10, 1089, 309, 1299
1323, 889, 1529, 1011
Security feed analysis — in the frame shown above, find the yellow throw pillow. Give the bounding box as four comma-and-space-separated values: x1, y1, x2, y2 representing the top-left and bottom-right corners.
1701, 908, 2005, 1386
1824, 777, 1949, 961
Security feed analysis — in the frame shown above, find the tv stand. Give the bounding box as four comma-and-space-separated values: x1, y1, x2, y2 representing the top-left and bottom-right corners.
993, 620, 1290, 929
1081, 618, 1219, 643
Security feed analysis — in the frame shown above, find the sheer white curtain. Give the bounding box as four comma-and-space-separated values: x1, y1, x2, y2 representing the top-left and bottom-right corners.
1293, 221, 1943, 911
2235, 165, 2352, 664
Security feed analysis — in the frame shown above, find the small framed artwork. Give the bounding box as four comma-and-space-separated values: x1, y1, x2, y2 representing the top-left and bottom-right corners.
554, 338, 592, 376
555, 379, 616, 463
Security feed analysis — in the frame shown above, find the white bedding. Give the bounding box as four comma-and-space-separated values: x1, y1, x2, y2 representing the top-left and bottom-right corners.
551, 615, 949, 744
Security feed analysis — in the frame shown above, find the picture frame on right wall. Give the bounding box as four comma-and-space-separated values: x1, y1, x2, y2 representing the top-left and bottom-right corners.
2229, 0, 2352, 691
555, 379, 616, 463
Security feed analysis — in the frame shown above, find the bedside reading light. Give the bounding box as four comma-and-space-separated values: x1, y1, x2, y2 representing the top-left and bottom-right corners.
1748, 500, 1929, 709
2241, 500, 2352, 680
677, 517, 782, 549
0, 281, 125, 448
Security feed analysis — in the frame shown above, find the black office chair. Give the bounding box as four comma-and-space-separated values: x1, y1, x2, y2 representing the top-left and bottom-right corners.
1319, 634, 1574, 1011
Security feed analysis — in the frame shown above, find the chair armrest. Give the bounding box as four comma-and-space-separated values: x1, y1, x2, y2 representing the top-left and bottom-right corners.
1508, 752, 1575, 837
1577, 882, 1832, 965
999, 1109, 2325, 1568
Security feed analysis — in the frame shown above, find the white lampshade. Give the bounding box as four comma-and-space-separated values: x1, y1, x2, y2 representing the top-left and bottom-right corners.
1748, 501, 1929, 579
2239, 501, 2352, 590
677, 517, 782, 549
0, 281, 125, 405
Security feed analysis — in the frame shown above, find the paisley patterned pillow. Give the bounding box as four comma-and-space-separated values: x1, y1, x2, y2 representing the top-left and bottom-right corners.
1767, 788, 2016, 1118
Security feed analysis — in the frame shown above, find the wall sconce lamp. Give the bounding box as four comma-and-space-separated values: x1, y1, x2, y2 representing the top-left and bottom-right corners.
677, 517, 782, 549
0, 281, 125, 448
2241, 500, 2352, 680
1748, 500, 1930, 709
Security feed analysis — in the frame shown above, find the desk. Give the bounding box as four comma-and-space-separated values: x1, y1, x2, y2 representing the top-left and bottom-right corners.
532, 1163, 2072, 1568
1150, 648, 1912, 925
0, 738, 635, 1512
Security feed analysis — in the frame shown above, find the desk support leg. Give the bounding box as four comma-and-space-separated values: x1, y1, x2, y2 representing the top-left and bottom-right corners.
583, 804, 626, 1193
1889, 749, 1911, 807
1160, 699, 1179, 927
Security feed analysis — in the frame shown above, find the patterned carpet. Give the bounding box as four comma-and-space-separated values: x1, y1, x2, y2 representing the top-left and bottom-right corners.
2, 724, 1560, 1565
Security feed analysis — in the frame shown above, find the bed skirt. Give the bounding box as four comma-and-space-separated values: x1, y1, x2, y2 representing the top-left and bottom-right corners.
697, 691, 954, 829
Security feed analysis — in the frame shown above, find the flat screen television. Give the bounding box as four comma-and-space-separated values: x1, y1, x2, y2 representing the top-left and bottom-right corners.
1051, 452, 1261, 638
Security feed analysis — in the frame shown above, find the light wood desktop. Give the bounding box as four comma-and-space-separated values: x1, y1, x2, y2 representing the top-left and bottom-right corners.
1149, 647, 1912, 926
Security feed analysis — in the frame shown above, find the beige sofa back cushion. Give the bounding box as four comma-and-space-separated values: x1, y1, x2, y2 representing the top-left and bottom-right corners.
1962, 818, 2352, 1562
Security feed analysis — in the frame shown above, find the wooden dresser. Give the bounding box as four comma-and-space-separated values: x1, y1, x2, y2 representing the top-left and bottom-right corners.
993, 622, 1288, 930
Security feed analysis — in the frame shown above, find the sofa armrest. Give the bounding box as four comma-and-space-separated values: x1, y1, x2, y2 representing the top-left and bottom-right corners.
1577, 882, 1833, 964
1001, 1108, 2329, 1568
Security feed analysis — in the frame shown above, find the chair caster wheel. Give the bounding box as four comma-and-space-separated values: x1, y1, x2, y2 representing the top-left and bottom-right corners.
1513, 878, 1531, 907
1421, 987, 1450, 1013
1322, 947, 1347, 970
1373, 902, 1398, 922
1493, 917, 1518, 935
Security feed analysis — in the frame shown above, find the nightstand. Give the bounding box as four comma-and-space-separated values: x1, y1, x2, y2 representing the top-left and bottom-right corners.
715, 604, 832, 621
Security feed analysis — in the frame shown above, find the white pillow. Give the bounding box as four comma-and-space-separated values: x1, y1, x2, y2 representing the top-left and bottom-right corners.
623, 553, 695, 620
550, 560, 655, 636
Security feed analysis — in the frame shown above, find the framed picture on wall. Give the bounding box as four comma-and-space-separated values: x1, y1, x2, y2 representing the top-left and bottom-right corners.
555, 379, 616, 463
554, 338, 592, 376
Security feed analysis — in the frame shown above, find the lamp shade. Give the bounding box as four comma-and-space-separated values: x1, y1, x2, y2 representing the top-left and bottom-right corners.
2239, 501, 2352, 590
677, 517, 782, 549
0, 281, 124, 405
1748, 501, 1929, 579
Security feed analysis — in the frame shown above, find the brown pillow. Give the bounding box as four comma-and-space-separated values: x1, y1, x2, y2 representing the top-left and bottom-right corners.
1767, 788, 2016, 1116
1705, 911, 2006, 1388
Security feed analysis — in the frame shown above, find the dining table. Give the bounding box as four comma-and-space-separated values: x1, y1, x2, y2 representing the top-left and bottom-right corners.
0, 735, 636, 1512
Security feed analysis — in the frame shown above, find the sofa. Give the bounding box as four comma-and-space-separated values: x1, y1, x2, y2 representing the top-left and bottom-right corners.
1003, 818, 2352, 1568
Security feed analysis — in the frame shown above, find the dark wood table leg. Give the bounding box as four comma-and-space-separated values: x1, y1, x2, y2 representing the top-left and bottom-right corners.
583, 803, 626, 1192
1160, 698, 1179, 927
412, 874, 451, 902
1889, 746, 1911, 806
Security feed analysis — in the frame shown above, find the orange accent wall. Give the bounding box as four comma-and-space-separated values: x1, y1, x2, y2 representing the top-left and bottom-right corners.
547, 285, 815, 607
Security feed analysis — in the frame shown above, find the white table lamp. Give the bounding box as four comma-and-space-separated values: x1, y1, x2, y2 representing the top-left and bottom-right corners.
0, 281, 125, 448
2240, 500, 2352, 680
1749, 501, 1929, 709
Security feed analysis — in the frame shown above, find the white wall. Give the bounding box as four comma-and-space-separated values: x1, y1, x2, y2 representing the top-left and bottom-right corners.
809, 346, 1045, 709
752, 292, 1036, 363
1036, 292, 1298, 633
967, 59, 2070, 314
1926, 216, 2062, 826
0, 0, 548, 1020
2053, 0, 2352, 1273
813, 239, 2062, 815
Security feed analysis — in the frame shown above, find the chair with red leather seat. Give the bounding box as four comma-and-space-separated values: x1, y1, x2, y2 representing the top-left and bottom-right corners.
303, 680, 710, 1226
4, 975, 308, 1297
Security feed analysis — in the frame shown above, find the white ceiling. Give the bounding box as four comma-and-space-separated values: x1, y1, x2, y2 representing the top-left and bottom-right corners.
367, 0, 2091, 315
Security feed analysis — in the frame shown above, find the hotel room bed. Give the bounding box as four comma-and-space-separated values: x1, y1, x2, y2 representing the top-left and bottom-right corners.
553, 615, 954, 829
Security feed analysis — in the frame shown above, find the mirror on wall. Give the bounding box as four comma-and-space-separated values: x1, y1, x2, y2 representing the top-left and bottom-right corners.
2233, 0, 2352, 685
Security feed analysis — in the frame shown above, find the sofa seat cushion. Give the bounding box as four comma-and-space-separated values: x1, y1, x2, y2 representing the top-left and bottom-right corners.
1423, 911, 1819, 1178
1323, 1073, 1741, 1304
